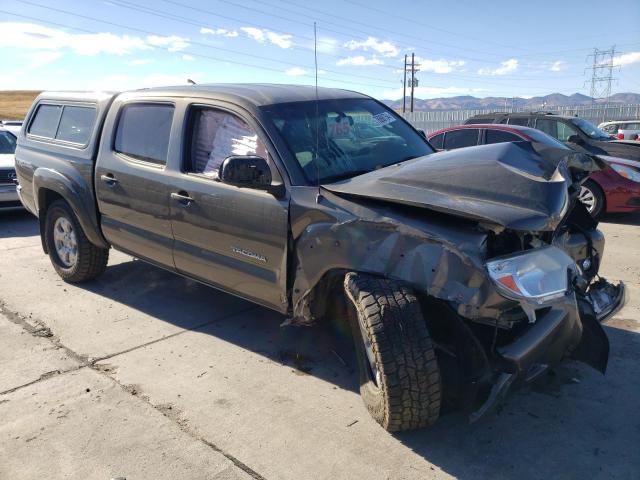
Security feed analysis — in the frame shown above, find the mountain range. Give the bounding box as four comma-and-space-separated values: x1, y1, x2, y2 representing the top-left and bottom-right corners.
382, 92, 640, 111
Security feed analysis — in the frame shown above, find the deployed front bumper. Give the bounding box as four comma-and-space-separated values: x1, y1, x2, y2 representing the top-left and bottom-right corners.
469, 279, 625, 422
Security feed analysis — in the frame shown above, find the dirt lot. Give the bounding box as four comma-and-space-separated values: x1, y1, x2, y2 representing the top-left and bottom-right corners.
1, 209, 639, 480
0, 91, 41, 120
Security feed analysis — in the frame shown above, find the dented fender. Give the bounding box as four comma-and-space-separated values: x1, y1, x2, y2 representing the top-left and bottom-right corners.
288, 187, 510, 323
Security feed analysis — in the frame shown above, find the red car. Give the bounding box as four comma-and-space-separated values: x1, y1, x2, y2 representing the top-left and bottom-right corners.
427, 124, 640, 218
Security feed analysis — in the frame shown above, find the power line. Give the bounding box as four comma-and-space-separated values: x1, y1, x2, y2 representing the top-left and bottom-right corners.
0, 9, 397, 90
10, 1, 405, 87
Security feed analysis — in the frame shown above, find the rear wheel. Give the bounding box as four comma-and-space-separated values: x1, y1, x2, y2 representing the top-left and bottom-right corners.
344, 273, 441, 431
44, 199, 109, 282
578, 180, 605, 219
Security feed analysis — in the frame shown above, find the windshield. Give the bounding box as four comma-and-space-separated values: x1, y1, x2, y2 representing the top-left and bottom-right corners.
525, 129, 571, 150
0, 131, 17, 154
261, 98, 434, 184
571, 118, 611, 140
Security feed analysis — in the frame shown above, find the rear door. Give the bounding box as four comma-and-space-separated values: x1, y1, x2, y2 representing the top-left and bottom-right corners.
95, 100, 176, 268
167, 103, 289, 312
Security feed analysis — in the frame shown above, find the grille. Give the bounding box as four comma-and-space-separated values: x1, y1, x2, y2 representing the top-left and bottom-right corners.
0, 168, 17, 184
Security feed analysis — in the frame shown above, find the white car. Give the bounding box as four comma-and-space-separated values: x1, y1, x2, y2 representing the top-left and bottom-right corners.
0, 127, 21, 210
598, 120, 640, 140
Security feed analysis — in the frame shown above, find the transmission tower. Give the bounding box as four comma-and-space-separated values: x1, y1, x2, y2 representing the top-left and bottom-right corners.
585, 46, 618, 104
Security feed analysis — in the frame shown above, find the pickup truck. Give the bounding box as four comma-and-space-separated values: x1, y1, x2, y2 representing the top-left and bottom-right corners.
15, 84, 625, 431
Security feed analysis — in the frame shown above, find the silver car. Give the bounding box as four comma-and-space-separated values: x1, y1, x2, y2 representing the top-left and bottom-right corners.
0, 127, 21, 210
598, 120, 640, 140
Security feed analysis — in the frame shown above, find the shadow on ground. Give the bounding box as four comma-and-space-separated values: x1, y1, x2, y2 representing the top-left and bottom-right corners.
0, 210, 37, 238
78, 257, 640, 479
602, 211, 640, 226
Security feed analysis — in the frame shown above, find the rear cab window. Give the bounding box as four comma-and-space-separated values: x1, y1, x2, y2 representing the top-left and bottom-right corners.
443, 129, 479, 149
114, 103, 174, 165
27, 102, 97, 146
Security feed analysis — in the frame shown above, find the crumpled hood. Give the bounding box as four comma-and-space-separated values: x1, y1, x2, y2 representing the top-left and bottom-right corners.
323, 142, 602, 232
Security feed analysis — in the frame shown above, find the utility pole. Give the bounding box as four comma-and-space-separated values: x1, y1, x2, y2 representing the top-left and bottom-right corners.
406, 53, 420, 113
402, 54, 407, 113
585, 46, 618, 106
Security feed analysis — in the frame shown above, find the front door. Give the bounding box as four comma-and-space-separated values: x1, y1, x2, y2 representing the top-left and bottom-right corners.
95, 101, 176, 268
168, 105, 289, 312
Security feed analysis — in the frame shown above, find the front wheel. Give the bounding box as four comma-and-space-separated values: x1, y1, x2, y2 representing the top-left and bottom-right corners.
44, 199, 109, 282
578, 180, 605, 219
344, 273, 441, 431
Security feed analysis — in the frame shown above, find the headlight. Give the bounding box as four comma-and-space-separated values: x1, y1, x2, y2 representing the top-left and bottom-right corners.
610, 163, 640, 183
486, 246, 574, 304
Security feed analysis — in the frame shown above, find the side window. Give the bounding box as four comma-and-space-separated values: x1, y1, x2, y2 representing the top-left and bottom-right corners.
429, 133, 444, 149
507, 117, 529, 126
28, 104, 62, 138
485, 129, 522, 144
187, 108, 266, 178
557, 121, 578, 142
443, 129, 479, 149
536, 119, 578, 142
56, 106, 96, 144
115, 103, 174, 165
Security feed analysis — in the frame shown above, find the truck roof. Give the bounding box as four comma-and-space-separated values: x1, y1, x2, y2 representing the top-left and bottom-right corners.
138, 83, 370, 106
36, 84, 369, 108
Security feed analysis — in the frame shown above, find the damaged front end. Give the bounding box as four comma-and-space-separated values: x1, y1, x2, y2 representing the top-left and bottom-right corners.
289, 141, 626, 422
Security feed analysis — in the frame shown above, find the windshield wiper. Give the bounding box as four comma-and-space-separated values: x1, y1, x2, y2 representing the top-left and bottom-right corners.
321, 170, 371, 184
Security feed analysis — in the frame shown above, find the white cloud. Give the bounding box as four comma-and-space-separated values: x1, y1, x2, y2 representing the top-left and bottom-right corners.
241, 27, 292, 49
417, 58, 466, 74
351, 37, 394, 55
382, 85, 485, 100
146, 35, 190, 52
182, 54, 195, 61
27, 51, 63, 70
550, 60, 566, 71
0, 22, 190, 55
613, 51, 640, 67
478, 58, 518, 76
317, 37, 339, 54
200, 27, 238, 38
127, 58, 155, 65
336, 56, 383, 66
284, 67, 308, 76
344, 36, 398, 58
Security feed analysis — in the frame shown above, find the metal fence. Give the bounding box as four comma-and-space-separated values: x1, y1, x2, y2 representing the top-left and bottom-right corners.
401, 104, 640, 133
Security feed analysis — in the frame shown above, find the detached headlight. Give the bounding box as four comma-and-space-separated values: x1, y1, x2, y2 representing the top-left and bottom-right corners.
486, 246, 574, 304
611, 163, 640, 182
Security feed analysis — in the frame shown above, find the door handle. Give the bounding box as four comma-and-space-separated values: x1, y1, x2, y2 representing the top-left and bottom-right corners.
171, 191, 194, 206
100, 174, 118, 186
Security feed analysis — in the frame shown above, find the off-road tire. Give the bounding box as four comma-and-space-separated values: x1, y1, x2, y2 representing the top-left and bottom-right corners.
344, 273, 441, 431
44, 199, 109, 282
580, 179, 605, 219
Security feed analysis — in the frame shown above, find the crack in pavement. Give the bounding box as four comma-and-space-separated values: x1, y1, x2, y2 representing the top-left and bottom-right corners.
0, 300, 267, 480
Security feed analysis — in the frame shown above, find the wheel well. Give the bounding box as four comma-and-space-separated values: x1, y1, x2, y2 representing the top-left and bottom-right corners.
37, 189, 64, 254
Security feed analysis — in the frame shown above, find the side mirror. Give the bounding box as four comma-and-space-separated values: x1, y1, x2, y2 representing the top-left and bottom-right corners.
219, 155, 284, 197
567, 134, 583, 144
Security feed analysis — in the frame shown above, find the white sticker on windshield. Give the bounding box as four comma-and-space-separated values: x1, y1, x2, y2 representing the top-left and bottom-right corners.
371, 112, 396, 127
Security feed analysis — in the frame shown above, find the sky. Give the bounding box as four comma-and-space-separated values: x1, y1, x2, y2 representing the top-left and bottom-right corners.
1, 0, 639, 100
